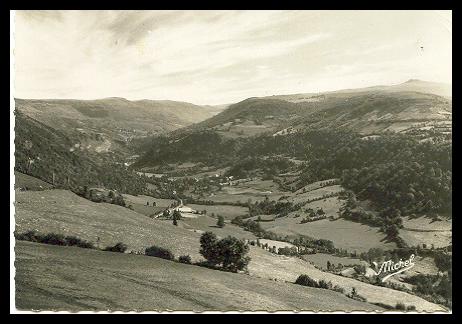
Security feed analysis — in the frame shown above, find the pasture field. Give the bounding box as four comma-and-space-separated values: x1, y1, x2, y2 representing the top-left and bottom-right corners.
206, 178, 291, 203
399, 229, 451, 249
287, 184, 344, 205
187, 204, 248, 220
258, 239, 295, 250
256, 217, 397, 253
247, 248, 445, 312
295, 196, 345, 219
402, 215, 452, 231
175, 215, 257, 241
399, 215, 452, 248
15, 189, 203, 259
14, 189, 445, 311
250, 214, 276, 221
122, 194, 176, 208
15, 241, 381, 311
301, 253, 368, 270
122, 194, 174, 216
15, 172, 54, 191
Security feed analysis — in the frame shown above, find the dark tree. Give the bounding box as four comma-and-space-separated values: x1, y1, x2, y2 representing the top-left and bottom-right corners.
217, 215, 225, 228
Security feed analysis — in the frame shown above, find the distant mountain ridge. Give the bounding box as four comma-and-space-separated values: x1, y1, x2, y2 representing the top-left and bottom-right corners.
170, 80, 452, 139
15, 97, 225, 158
266, 79, 452, 102
15, 97, 217, 133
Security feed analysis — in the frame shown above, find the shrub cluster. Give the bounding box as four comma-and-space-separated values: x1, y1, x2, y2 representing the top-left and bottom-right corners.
179, 255, 192, 264
145, 245, 175, 260
103, 242, 128, 253
15, 231, 95, 249
294, 274, 345, 294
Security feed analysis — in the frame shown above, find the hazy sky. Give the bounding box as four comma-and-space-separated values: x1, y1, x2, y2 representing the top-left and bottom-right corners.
13, 10, 452, 105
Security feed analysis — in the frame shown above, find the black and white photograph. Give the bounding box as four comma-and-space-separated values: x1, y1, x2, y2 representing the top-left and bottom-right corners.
10, 10, 452, 313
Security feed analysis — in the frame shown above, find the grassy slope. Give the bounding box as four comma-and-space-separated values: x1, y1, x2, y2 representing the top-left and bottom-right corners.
15, 241, 381, 312
399, 215, 452, 248
15, 189, 203, 258
255, 217, 397, 253
178, 216, 257, 241
247, 184, 397, 252
15, 98, 213, 135
14, 189, 445, 311
168, 88, 451, 142
15, 171, 54, 190
187, 204, 249, 220
246, 249, 445, 312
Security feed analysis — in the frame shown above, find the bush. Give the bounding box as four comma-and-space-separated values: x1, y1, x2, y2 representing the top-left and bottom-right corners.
295, 274, 319, 288
103, 242, 128, 253
217, 215, 225, 228
179, 255, 192, 264
395, 302, 406, 310
318, 279, 332, 290
434, 253, 452, 272
15, 230, 39, 242
278, 246, 298, 256
145, 245, 175, 260
15, 231, 95, 249
64, 236, 95, 249
41, 233, 67, 245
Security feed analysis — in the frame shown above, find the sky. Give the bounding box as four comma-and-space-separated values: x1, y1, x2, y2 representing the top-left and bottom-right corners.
13, 10, 452, 105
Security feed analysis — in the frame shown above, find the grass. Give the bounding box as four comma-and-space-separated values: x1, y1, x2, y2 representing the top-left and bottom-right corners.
15, 188, 445, 311
399, 230, 451, 249
127, 204, 165, 217
178, 215, 257, 241
258, 239, 295, 250
399, 215, 452, 248
15, 171, 54, 191
187, 204, 248, 220
287, 184, 344, 205
242, 184, 397, 252
122, 194, 176, 208
301, 253, 367, 270
256, 217, 397, 253
246, 248, 445, 312
15, 241, 382, 312
15, 189, 203, 260
206, 178, 290, 204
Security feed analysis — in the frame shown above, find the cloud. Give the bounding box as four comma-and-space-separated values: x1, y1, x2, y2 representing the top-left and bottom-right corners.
14, 10, 451, 105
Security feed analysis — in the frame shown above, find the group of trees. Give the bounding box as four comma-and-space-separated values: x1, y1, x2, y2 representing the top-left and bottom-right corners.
15, 112, 149, 197
199, 232, 250, 272
248, 196, 299, 217
300, 207, 326, 223
133, 123, 450, 227
404, 273, 452, 307
225, 156, 296, 180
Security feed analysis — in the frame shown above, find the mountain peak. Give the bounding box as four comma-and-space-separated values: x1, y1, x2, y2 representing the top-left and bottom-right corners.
404, 79, 424, 84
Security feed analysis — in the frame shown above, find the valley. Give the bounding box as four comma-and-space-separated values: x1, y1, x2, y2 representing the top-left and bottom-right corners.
14, 79, 452, 312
